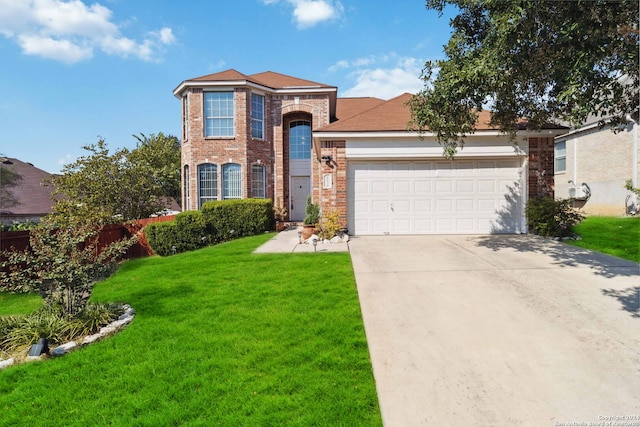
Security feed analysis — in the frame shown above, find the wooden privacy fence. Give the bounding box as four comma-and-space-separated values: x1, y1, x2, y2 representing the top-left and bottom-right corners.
0, 215, 177, 270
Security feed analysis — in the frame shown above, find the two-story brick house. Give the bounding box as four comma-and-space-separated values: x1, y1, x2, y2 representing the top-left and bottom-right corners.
174, 69, 567, 235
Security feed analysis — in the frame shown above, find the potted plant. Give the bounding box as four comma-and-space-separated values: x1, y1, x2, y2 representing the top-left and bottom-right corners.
274, 198, 287, 232
301, 196, 320, 240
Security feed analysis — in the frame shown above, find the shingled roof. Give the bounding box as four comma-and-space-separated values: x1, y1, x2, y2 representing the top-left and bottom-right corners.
317, 93, 567, 133
176, 69, 335, 92
0, 158, 57, 217
317, 93, 414, 132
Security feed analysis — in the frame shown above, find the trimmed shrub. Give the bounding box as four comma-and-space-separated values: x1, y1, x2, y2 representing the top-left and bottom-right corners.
145, 221, 176, 256
526, 197, 585, 237
145, 211, 209, 256
174, 210, 209, 250
201, 199, 273, 243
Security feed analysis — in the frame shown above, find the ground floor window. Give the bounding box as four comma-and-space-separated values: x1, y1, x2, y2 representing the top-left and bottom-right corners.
198, 163, 217, 208
251, 164, 266, 198
555, 141, 566, 173
223, 163, 242, 200
184, 165, 190, 210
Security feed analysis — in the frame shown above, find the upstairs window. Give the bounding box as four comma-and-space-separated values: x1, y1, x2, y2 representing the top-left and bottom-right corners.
555, 141, 566, 173
289, 120, 311, 159
251, 164, 266, 198
222, 163, 242, 200
182, 94, 189, 141
198, 163, 218, 208
204, 92, 234, 137
251, 93, 264, 139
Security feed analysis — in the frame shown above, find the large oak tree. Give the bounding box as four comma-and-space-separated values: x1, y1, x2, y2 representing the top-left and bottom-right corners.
409, 0, 639, 157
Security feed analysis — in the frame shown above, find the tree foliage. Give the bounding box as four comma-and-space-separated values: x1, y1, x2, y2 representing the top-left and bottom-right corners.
49, 134, 180, 226
409, 0, 639, 157
0, 158, 23, 210
0, 221, 135, 316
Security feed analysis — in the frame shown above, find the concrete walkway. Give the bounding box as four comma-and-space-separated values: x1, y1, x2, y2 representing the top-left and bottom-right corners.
252, 226, 349, 253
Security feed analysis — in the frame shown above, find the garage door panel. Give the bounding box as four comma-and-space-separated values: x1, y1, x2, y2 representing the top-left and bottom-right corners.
393, 199, 411, 213
414, 180, 432, 193
372, 181, 390, 194
456, 199, 474, 212
393, 180, 411, 193
371, 200, 389, 213
348, 159, 523, 235
436, 180, 452, 193
456, 180, 474, 192
478, 199, 497, 213
392, 218, 411, 233
414, 199, 431, 212
478, 180, 496, 192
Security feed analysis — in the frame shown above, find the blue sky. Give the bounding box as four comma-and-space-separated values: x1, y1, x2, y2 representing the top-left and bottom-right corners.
0, 0, 454, 174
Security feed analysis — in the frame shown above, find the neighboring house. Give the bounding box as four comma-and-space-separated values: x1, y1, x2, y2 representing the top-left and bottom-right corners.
554, 119, 639, 216
0, 158, 57, 225
173, 69, 567, 235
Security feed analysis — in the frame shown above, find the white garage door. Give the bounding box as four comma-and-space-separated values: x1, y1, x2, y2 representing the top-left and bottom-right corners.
347, 159, 524, 235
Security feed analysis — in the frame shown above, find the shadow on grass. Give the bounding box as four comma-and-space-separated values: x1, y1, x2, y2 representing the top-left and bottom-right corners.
474, 234, 640, 279
601, 286, 640, 318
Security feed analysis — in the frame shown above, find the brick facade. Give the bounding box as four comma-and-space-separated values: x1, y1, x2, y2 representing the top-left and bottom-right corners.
527, 136, 555, 198
175, 69, 570, 234
180, 84, 332, 218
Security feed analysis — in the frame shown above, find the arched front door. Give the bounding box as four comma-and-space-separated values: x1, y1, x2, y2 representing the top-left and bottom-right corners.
289, 120, 311, 221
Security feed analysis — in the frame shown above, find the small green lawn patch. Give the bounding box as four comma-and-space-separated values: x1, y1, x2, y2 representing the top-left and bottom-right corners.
0, 234, 382, 426
568, 216, 640, 263
0, 292, 43, 317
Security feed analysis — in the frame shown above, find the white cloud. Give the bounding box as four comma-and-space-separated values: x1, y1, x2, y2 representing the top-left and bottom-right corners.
0, 0, 175, 63
332, 55, 424, 100
262, 0, 343, 29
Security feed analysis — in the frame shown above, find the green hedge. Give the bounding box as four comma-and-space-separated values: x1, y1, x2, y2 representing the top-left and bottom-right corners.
201, 198, 273, 243
145, 199, 273, 256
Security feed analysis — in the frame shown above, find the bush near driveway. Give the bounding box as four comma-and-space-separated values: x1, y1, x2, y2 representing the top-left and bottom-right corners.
0, 234, 382, 427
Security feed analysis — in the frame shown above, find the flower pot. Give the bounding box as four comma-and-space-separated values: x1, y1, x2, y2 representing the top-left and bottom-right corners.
301, 224, 316, 240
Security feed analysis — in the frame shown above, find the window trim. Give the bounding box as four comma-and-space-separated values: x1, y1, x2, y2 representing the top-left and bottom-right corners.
204, 91, 235, 138
251, 93, 265, 140
555, 141, 567, 173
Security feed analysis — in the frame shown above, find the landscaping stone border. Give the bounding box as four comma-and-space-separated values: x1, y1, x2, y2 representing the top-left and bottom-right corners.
0, 304, 136, 369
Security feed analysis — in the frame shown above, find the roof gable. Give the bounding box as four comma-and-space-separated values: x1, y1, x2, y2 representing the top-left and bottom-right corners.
249, 71, 334, 90
189, 69, 250, 82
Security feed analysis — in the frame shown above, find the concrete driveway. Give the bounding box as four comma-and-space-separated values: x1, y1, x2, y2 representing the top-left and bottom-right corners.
349, 235, 640, 426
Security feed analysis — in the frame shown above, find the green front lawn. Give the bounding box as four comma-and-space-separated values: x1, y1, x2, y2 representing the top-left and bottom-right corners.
568, 216, 640, 263
0, 234, 382, 426
0, 292, 43, 317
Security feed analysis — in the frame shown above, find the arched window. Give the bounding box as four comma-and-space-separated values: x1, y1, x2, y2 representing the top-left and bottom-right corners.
289, 120, 311, 159
222, 163, 242, 200
198, 163, 217, 208
251, 164, 266, 198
